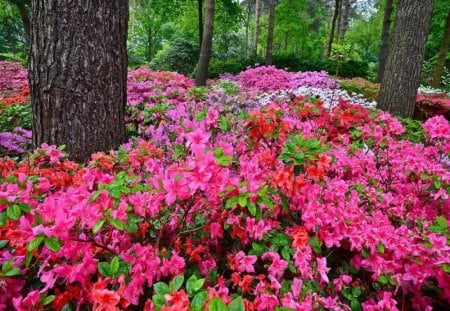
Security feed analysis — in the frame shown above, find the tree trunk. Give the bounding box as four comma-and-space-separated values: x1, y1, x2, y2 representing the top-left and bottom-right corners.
11, 0, 31, 42
195, 0, 215, 86
265, 0, 276, 65
326, 0, 340, 57
198, 0, 203, 47
245, 0, 252, 58
335, 0, 342, 41
252, 0, 261, 55
29, 0, 128, 162
431, 9, 450, 89
377, 0, 394, 83
377, 0, 434, 118
130, 0, 136, 34
339, 0, 350, 40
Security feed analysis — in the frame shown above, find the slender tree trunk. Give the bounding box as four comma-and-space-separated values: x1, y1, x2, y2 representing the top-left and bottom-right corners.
130, 0, 136, 34
377, 0, 434, 118
377, 0, 394, 82
245, 0, 252, 58
198, 0, 204, 47
265, 0, 276, 65
195, 0, 215, 86
252, 0, 261, 55
339, 0, 350, 40
29, 0, 128, 162
147, 26, 152, 61
12, 0, 31, 42
336, 0, 342, 41
431, 9, 450, 89
327, 0, 340, 57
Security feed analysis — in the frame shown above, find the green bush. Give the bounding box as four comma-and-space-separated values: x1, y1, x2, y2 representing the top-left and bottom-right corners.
150, 38, 199, 76
0, 103, 32, 132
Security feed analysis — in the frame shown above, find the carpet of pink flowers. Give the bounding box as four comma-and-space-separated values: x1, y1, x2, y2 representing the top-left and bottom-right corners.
0, 64, 450, 311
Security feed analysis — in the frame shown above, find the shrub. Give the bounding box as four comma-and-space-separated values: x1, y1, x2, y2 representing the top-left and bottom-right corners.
150, 38, 199, 76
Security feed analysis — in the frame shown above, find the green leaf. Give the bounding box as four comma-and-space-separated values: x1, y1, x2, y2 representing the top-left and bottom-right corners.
191, 290, 208, 311
152, 294, 166, 307
27, 236, 45, 252
186, 275, 198, 295
6, 204, 21, 220
0, 212, 6, 226
350, 298, 362, 311
227, 296, 245, 311
238, 196, 247, 207
124, 219, 139, 233
98, 262, 111, 277
378, 275, 388, 284
0, 240, 8, 249
110, 256, 120, 275
44, 237, 61, 252
4, 268, 21, 276
377, 243, 385, 254
170, 274, 185, 291
192, 278, 205, 293
18, 203, 31, 213
247, 201, 256, 216
109, 218, 124, 230
42, 295, 56, 305
25, 251, 33, 267
436, 216, 447, 229
208, 297, 227, 311
93, 219, 105, 234
352, 286, 362, 298
225, 197, 238, 209
154, 282, 170, 295
118, 262, 130, 275
442, 264, 450, 273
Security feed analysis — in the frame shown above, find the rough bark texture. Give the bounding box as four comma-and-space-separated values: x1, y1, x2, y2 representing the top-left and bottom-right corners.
195, 0, 214, 86
265, 0, 276, 65
252, 0, 261, 55
377, 0, 394, 83
326, 0, 340, 57
431, 9, 450, 89
339, 0, 350, 40
29, 0, 128, 162
198, 0, 203, 47
377, 0, 434, 118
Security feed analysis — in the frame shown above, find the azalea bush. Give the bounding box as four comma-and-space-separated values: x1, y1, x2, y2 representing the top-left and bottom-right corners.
0, 63, 450, 311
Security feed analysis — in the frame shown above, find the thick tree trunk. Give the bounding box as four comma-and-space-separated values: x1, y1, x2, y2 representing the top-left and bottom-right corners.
431, 9, 450, 89
198, 0, 203, 47
326, 0, 340, 57
265, 0, 276, 65
377, 0, 434, 118
377, 0, 394, 83
29, 0, 128, 162
339, 0, 350, 40
195, 0, 214, 86
252, 0, 261, 55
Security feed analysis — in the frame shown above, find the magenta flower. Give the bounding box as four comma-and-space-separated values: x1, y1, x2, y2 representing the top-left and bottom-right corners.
235, 251, 258, 273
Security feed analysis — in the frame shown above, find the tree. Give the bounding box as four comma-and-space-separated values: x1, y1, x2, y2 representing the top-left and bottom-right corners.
8, 0, 30, 42
377, 0, 434, 117
252, 0, 262, 55
198, 0, 203, 46
431, 8, 450, 88
338, 0, 350, 40
195, 0, 215, 86
377, 0, 394, 82
326, 0, 340, 57
29, 0, 129, 162
265, 0, 276, 64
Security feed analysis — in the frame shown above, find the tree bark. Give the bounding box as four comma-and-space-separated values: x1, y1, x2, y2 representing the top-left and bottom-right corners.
377, 0, 434, 118
130, 0, 136, 34
431, 9, 450, 89
198, 0, 204, 47
377, 0, 394, 83
29, 0, 128, 162
245, 0, 252, 58
265, 0, 276, 65
339, 0, 350, 40
195, 0, 215, 86
252, 0, 261, 55
326, 0, 340, 57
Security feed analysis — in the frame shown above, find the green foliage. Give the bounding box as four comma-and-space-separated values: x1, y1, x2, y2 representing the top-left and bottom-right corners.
0, 0, 28, 60
150, 38, 199, 76
398, 117, 427, 143
0, 103, 32, 132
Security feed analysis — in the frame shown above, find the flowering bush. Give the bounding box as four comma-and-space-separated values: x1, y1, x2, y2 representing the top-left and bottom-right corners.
414, 93, 450, 121
0, 61, 29, 106
0, 65, 449, 311
238, 66, 293, 92
290, 71, 338, 90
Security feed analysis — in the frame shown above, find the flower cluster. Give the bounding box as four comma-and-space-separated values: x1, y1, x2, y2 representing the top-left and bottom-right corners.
0, 61, 29, 106
0, 65, 449, 311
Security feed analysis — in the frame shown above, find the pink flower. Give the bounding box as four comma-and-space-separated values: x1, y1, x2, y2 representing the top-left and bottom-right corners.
185, 128, 211, 155
235, 251, 258, 273
316, 257, 330, 283
257, 293, 279, 311
377, 291, 399, 311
